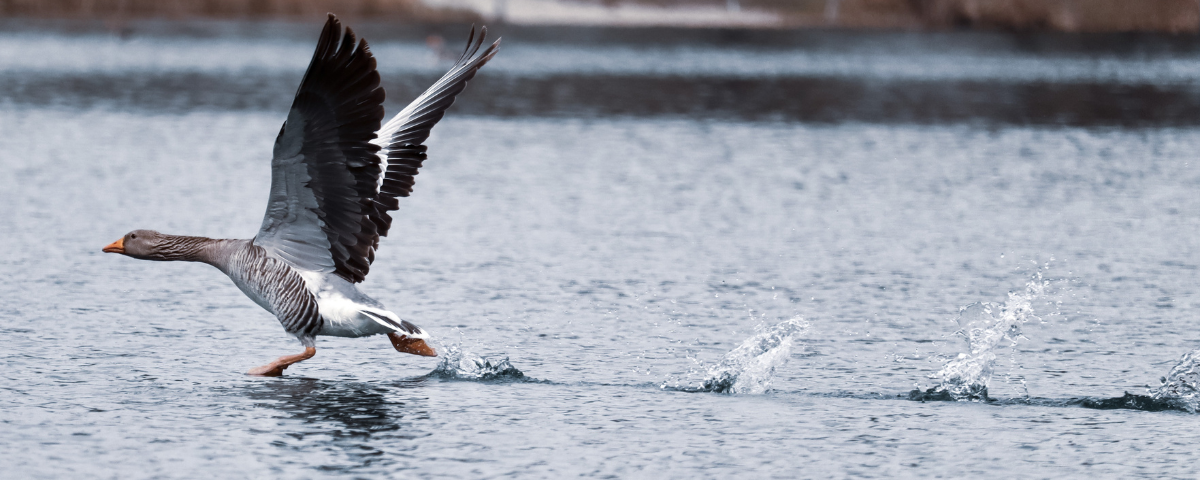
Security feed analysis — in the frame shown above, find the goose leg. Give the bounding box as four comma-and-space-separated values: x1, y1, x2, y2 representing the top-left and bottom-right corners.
387, 332, 437, 357
247, 347, 316, 376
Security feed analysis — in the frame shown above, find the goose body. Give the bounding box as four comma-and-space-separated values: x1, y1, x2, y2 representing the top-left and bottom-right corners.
103, 15, 499, 375
215, 240, 422, 341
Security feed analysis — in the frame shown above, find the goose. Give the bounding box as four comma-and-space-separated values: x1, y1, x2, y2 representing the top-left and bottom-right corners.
102, 14, 500, 376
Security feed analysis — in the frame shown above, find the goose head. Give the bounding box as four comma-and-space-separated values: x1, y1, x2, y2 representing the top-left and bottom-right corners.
103, 229, 167, 260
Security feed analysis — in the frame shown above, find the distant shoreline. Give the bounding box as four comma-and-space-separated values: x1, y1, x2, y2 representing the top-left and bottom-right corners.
0, 0, 1196, 33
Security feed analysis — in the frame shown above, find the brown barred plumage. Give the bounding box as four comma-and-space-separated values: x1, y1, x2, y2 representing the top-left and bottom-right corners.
106, 232, 324, 345
222, 243, 323, 345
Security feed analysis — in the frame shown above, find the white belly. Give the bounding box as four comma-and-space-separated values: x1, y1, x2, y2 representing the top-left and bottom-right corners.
314, 293, 396, 338
295, 271, 423, 339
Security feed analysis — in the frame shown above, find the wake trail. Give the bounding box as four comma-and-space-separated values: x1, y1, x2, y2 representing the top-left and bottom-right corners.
663, 316, 810, 394
420, 316, 810, 395
909, 273, 1047, 402
1077, 348, 1200, 413
424, 343, 538, 383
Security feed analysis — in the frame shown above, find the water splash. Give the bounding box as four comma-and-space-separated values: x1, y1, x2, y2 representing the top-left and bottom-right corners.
666, 316, 809, 394
1146, 348, 1200, 412
913, 274, 1047, 402
427, 343, 527, 382
1066, 349, 1198, 412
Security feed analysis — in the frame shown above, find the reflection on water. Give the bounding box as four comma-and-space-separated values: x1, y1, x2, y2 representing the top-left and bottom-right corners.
239, 378, 429, 471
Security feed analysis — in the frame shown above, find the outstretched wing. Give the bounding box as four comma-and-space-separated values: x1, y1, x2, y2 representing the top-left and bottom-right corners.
360, 28, 501, 258
254, 14, 386, 281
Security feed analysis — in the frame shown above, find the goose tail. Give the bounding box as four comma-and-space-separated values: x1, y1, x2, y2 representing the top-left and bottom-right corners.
361, 308, 430, 339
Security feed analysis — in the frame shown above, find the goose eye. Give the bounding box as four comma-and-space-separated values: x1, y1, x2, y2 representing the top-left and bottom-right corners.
130, 233, 137, 239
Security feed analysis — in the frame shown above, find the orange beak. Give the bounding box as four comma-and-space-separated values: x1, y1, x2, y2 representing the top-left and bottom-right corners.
103, 237, 125, 254
390, 336, 437, 357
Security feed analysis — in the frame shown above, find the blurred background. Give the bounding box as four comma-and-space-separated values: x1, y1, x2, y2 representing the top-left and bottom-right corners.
0, 0, 1197, 31
1, 0, 1199, 126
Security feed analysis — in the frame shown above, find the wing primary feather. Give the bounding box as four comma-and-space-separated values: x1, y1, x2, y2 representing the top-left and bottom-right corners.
254, 14, 387, 283
327, 25, 500, 282
459, 25, 476, 62
261, 22, 501, 283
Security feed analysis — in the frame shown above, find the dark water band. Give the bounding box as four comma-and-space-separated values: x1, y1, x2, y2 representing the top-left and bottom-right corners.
5, 71, 1200, 127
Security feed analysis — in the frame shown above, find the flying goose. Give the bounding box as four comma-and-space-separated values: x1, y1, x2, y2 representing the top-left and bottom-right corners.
103, 15, 500, 376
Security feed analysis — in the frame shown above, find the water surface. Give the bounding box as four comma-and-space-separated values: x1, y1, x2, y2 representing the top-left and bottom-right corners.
2, 23, 1200, 478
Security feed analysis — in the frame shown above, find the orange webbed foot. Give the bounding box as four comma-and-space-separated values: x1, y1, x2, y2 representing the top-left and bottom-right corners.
388, 333, 437, 357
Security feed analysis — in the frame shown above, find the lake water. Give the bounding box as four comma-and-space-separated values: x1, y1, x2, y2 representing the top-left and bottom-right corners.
3, 19, 1200, 478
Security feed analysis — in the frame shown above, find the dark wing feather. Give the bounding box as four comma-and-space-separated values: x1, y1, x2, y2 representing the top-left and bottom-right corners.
254, 14, 386, 282
365, 27, 501, 245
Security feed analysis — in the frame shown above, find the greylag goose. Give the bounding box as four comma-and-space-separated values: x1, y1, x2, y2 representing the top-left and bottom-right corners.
102, 14, 500, 376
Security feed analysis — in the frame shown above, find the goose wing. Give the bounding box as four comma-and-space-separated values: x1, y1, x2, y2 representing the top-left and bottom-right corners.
254, 14, 386, 281
359, 28, 501, 264
255, 17, 499, 284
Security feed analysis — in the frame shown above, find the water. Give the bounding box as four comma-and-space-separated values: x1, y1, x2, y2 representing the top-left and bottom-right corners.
4, 21, 1200, 477
428, 343, 529, 382
1148, 348, 1200, 412
659, 316, 809, 394
911, 273, 1048, 401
